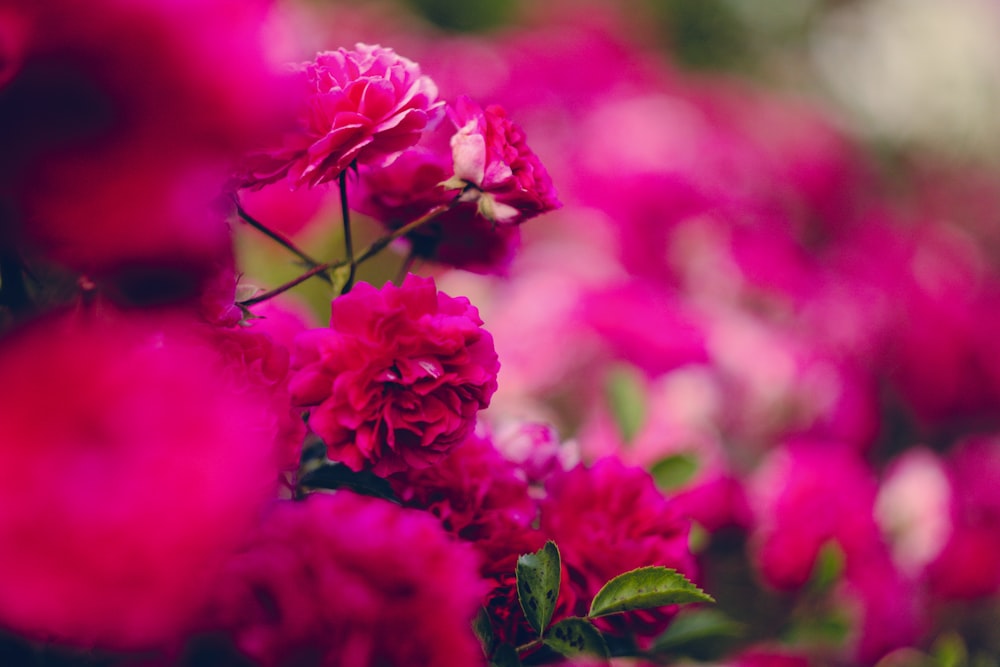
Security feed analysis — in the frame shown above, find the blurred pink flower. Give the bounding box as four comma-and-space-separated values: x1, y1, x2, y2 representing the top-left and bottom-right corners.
540, 458, 696, 641
243, 43, 442, 189
389, 430, 540, 575
0, 0, 293, 282
289, 274, 499, 476
202, 492, 487, 667
0, 309, 281, 649
925, 436, 1000, 599
448, 95, 561, 224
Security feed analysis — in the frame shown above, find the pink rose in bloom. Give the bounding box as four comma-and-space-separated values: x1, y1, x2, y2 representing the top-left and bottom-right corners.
389, 430, 541, 575
243, 43, 442, 189
201, 492, 487, 667
0, 309, 281, 649
540, 458, 697, 641
351, 143, 521, 274
290, 274, 499, 476
448, 95, 561, 224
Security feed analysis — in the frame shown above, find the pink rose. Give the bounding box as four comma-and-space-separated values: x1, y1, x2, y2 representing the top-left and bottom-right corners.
289, 274, 499, 476
201, 492, 487, 667
351, 142, 522, 275
447, 95, 561, 224
243, 43, 442, 189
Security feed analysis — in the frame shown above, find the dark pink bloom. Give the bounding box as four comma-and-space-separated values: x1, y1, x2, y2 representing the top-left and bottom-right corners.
351, 142, 521, 274
243, 43, 442, 189
0, 309, 282, 649
388, 430, 540, 575
289, 274, 499, 476
540, 458, 696, 641
202, 492, 487, 667
447, 95, 561, 224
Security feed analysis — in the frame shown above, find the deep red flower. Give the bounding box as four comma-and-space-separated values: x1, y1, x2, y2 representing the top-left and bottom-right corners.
289, 274, 499, 476
202, 492, 487, 667
242, 43, 442, 189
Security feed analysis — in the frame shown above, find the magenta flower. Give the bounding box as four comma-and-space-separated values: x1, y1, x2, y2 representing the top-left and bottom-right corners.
202, 492, 487, 667
244, 43, 442, 189
447, 95, 561, 224
289, 274, 499, 476
389, 430, 541, 575
0, 309, 282, 649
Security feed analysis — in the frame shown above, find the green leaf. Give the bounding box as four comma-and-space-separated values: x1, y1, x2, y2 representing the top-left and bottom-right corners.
650, 453, 700, 491
588, 567, 714, 618
544, 618, 609, 659
330, 264, 353, 296
490, 643, 523, 667
652, 608, 743, 653
604, 363, 647, 444
473, 607, 495, 657
296, 461, 400, 504
516, 541, 561, 635
808, 541, 845, 594
932, 632, 967, 667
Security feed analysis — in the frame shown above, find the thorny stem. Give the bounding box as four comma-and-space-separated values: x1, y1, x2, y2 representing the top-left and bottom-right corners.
232, 194, 332, 285
338, 171, 356, 295
238, 193, 461, 308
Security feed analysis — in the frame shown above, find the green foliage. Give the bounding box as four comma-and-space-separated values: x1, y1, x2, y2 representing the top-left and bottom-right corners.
650, 453, 700, 491
653, 608, 743, 660
296, 461, 400, 503
604, 363, 647, 445
589, 566, 714, 618
808, 541, 845, 595
516, 541, 561, 635
490, 643, 524, 667
544, 618, 609, 659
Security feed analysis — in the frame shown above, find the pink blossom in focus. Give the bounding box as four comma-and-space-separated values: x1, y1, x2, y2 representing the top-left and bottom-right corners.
0, 309, 281, 649
448, 95, 561, 224
351, 141, 521, 274
289, 274, 499, 476
242, 43, 442, 189
540, 458, 696, 641
202, 492, 487, 667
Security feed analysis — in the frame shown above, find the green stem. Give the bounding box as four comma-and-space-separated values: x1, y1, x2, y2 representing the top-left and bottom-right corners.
232, 194, 332, 285
238, 194, 460, 308
514, 638, 544, 655
338, 171, 356, 295
240, 258, 346, 307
